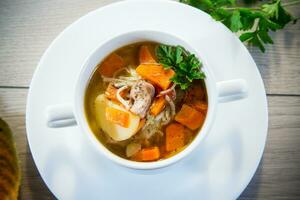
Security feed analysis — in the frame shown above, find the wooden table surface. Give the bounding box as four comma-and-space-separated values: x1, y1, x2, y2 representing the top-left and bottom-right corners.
0, 0, 299, 199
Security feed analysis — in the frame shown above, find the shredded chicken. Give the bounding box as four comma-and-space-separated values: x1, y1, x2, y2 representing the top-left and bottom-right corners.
130, 80, 155, 118
138, 105, 172, 140
160, 106, 172, 126
140, 114, 160, 139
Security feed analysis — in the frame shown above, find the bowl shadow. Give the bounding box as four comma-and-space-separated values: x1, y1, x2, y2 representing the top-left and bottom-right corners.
237, 159, 264, 200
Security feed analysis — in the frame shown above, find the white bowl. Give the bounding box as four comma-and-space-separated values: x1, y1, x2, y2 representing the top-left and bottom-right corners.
46, 30, 247, 170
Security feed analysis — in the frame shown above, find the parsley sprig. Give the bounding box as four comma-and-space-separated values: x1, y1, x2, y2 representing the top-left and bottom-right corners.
180, 0, 299, 52
156, 44, 205, 90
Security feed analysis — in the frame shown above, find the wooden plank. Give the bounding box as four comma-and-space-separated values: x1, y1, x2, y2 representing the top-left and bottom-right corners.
250, 13, 300, 95
246, 0, 300, 96
0, 88, 300, 199
0, 0, 118, 87
0, 0, 299, 95
239, 96, 300, 199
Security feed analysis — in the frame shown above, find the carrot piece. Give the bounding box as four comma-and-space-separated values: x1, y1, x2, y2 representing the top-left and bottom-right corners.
132, 147, 160, 161
105, 84, 128, 102
136, 64, 175, 90
190, 100, 208, 114
165, 123, 185, 152
105, 107, 129, 128
98, 53, 125, 77
150, 96, 166, 116
105, 84, 118, 100
139, 45, 156, 64
175, 104, 205, 130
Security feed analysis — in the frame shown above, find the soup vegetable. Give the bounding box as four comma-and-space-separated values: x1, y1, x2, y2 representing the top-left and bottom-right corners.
85, 42, 208, 162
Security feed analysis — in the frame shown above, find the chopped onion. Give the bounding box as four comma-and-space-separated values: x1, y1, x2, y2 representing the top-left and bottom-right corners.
165, 95, 176, 116
126, 143, 141, 157
129, 67, 139, 78
116, 85, 131, 110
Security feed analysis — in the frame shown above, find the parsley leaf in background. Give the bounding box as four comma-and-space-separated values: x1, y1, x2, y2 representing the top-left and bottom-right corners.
231, 10, 243, 31
156, 44, 205, 90
180, 0, 299, 52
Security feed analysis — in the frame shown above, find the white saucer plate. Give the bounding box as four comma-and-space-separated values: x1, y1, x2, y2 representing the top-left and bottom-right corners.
26, 0, 268, 199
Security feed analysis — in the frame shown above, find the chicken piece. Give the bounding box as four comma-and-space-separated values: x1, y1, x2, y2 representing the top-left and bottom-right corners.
130, 80, 155, 118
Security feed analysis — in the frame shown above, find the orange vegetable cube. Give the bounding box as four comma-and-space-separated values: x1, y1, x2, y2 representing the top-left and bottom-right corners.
190, 100, 208, 114
98, 53, 125, 77
150, 96, 166, 116
165, 123, 185, 152
136, 64, 175, 90
105, 107, 129, 128
105, 84, 118, 100
132, 147, 160, 161
105, 84, 128, 102
175, 104, 205, 130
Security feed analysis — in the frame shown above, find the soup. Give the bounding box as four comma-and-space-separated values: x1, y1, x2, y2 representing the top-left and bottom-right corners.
85, 42, 208, 162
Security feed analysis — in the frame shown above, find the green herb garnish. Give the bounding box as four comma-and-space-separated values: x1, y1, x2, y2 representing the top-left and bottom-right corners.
180, 0, 299, 52
156, 44, 205, 90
